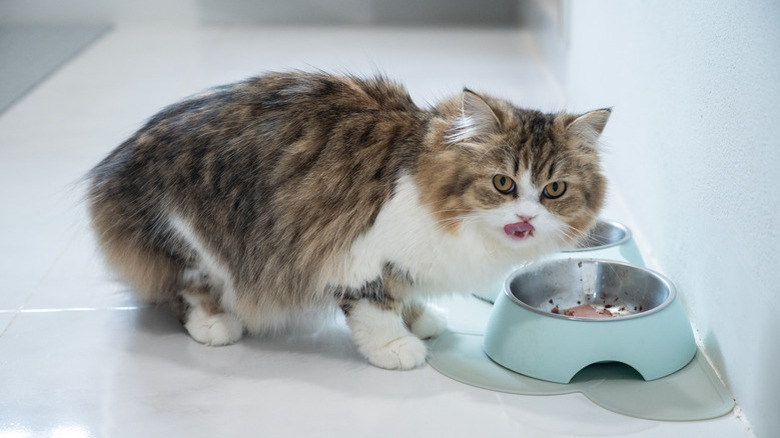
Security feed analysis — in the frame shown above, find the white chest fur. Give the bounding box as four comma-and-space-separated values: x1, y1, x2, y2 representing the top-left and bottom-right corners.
329, 174, 522, 296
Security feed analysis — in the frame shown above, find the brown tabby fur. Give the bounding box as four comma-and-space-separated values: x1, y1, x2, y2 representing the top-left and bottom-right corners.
88, 71, 607, 341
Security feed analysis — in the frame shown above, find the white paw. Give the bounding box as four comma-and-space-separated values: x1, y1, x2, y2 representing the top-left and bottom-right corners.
184, 309, 243, 346
409, 306, 447, 339
365, 335, 428, 370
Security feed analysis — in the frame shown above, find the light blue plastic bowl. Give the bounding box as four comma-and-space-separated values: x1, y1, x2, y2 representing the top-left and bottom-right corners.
483, 258, 696, 384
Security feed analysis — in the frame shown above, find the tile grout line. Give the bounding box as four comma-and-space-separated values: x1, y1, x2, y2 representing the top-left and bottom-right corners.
20, 227, 82, 308
0, 312, 19, 338
1, 227, 83, 338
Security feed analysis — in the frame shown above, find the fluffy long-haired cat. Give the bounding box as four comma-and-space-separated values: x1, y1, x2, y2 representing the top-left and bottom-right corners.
88, 72, 609, 370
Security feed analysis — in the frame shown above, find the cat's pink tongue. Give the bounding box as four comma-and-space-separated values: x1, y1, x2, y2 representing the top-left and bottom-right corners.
504, 221, 535, 240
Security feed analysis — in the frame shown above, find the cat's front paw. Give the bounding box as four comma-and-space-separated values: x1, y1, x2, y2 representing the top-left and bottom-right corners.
409, 306, 447, 339
184, 311, 244, 346
365, 335, 428, 370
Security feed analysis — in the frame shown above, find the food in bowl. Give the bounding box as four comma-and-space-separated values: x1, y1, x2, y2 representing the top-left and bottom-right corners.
548, 294, 633, 318
562, 304, 614, 317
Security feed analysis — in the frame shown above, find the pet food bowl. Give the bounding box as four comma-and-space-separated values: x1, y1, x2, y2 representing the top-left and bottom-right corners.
483, 258, 696, 384
559, 219, 644, 266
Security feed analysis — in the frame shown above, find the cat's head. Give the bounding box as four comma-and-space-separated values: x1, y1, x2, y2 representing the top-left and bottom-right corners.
420, 90, 609, 258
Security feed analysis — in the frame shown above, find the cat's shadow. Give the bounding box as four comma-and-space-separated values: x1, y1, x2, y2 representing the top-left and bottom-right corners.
129, 306, 363, 363
121, 306, 445, 398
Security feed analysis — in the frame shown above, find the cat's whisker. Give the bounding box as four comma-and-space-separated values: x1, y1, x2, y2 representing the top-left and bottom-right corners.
561, 222, 617, 248
562, 225, 587, 241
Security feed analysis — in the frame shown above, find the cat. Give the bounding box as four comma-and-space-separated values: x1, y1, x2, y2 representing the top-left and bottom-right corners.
87, 71, 609, 370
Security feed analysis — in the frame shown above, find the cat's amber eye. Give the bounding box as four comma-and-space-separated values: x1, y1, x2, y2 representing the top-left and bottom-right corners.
492, 174, 516, 195
542, 181, 567, 199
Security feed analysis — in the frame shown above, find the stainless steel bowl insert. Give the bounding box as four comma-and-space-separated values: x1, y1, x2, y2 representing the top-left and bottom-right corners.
507, 258, 675, 321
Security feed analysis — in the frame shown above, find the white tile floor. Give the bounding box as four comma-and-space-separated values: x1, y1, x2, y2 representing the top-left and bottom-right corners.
0, 25, 747, 437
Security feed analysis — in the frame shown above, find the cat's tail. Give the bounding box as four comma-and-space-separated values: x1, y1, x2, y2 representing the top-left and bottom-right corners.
86, 143, 181, 304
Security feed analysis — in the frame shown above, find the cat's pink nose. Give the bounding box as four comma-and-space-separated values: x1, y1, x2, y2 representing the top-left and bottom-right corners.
517, 215, 534, 223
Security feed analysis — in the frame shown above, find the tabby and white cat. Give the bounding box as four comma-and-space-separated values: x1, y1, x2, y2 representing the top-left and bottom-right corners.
88, 72, 609, 370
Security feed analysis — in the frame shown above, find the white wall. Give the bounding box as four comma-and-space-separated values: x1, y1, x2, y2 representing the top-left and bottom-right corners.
559, 1, 779, 435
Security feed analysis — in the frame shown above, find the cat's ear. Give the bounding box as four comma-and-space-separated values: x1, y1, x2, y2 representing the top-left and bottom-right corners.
446, 89, 501, 144
565, 108, 611, 148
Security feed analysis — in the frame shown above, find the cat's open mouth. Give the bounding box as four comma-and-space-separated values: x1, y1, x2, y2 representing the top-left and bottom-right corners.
504, 222, 535, 240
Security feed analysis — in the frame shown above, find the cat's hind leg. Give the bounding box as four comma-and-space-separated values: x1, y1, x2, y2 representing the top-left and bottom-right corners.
174, 286, 244, 346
